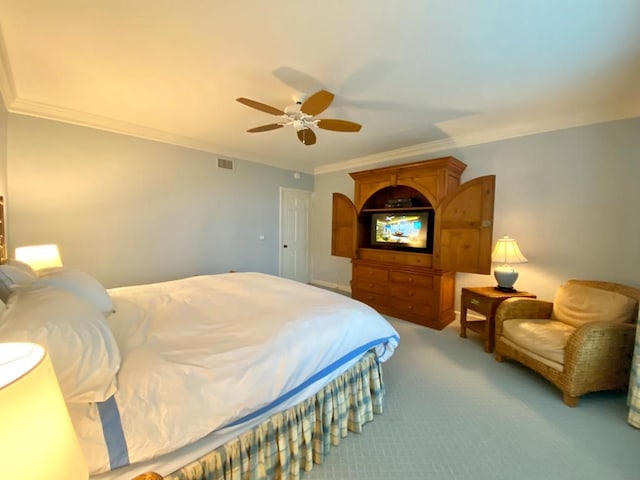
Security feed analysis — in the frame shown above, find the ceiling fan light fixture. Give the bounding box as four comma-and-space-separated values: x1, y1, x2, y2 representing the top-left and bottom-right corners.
236, 89, 361, 146
296, 127, 316, 146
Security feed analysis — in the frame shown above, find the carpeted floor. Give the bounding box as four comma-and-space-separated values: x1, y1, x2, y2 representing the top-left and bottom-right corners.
303, 316, 640, 480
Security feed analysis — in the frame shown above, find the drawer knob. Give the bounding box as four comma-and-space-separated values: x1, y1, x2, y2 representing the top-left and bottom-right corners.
470, 299, 480, 306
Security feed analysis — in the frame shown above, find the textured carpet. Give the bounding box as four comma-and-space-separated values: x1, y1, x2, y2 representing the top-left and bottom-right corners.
303, 316, 640, 480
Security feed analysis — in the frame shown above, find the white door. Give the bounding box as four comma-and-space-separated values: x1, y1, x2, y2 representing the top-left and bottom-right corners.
279, 188, 311, 283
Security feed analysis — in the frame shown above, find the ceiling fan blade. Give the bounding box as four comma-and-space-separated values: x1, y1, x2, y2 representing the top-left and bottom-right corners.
300, 90, 334, 116
296, 128, 316, 146
236, 97, 285, 116
247, 123, 284, 133
316, 119, 362, 132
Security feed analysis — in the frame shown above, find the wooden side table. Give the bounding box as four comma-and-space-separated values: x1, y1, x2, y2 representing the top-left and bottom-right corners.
460, 287, 536, 353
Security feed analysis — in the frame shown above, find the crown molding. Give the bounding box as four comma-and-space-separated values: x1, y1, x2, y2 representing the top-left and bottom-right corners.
312, 137, 457, 175
0, 29, 227, 155
4, 96, 282, 170
9, 97, 223, 151
0, 25, 16, 110
313, 104, 640, 175
3, 78, 638, 178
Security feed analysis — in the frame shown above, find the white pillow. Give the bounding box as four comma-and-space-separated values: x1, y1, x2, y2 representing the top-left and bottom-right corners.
7, 259, 38, 277
0, 264, 37, 303
0, 284, 121, 403
37, 267, 114, 315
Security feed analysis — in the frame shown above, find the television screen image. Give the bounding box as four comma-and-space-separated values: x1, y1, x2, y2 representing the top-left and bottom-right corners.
370, 212, 430, 250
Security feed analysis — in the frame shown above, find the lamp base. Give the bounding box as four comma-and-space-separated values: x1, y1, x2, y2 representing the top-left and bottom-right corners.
493, 265, 519, 292
494, 285, 517, 293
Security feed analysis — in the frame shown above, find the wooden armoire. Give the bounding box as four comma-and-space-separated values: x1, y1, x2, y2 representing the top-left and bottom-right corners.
331, 156, 495, 330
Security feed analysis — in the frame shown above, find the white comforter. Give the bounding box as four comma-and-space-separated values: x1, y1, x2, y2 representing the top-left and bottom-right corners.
70, 272, 399, 475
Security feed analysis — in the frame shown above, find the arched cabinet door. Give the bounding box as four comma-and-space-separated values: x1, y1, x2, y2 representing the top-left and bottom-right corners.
331, 193, 358, 258
433, 175, 495, 274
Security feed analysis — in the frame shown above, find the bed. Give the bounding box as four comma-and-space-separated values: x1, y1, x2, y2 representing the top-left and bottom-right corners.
0, 257, 399, 480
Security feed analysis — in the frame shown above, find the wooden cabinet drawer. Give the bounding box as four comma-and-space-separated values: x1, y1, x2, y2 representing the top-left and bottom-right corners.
353, 265, 389, 282
353, 288, 391, 307
390, 270, 433, 289
390, 298, 434, 317
390, 284, 435, 305
354, 278, 390, 295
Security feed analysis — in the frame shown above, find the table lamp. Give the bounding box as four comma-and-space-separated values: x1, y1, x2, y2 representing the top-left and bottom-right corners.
0, 342, 88, 479
14, 244, 63, 271
491, 236, 528, 292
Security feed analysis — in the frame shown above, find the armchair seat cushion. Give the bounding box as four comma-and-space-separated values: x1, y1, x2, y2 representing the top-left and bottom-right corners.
502, 319, 575, 365
551, 283, 636, 328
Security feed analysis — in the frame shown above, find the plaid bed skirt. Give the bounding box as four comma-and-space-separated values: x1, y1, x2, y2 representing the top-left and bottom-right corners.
164, 350, 385, 480
628, 326, 640, 428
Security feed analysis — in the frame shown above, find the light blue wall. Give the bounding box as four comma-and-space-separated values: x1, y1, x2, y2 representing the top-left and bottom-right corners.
6, 113, 639, 304
311, 117, 640, 304
6, 114, 313, 287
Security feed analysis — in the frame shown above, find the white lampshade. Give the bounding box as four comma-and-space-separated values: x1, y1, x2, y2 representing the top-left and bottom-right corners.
491, 236, 528, 291
0, 343, 88, 480
14, 244, 63, 271
491, 236, 528, 264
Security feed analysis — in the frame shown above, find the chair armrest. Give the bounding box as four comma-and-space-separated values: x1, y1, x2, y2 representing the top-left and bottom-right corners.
564, 321, 637, 377
495, 298, 554, 336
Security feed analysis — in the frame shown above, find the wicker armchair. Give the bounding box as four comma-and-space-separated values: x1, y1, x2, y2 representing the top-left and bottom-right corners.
494, 280, 640, 407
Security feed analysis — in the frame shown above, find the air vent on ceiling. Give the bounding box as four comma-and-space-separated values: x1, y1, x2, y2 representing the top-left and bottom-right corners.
217, 158, 234, 170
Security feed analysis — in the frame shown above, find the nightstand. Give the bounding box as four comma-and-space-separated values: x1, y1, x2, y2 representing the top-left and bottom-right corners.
460, 287, 536, 353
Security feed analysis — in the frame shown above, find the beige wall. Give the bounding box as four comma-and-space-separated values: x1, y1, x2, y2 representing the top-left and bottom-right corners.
0, 100, 7, 259
0, 99, 7, 203
311, 117, 640, 305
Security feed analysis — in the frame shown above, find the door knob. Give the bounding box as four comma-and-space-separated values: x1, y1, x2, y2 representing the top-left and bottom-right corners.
283, 245, 288, 248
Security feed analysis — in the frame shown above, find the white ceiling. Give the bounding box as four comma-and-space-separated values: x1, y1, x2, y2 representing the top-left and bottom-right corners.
1, 1, 639, 174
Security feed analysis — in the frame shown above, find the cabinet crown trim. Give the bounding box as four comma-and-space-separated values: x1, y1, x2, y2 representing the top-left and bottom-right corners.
349, 156, 467, 180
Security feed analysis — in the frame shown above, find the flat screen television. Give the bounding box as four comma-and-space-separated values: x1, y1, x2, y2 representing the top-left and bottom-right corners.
370, 211, 433, 252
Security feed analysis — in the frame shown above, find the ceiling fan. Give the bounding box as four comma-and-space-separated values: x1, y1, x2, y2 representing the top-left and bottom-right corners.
236, 89, 362, 146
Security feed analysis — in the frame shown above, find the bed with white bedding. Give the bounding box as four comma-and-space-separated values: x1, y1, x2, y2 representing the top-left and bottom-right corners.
0, 265, 399, 480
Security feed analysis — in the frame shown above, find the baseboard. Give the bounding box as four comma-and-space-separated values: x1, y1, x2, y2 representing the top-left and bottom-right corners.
310, 278, 352, 294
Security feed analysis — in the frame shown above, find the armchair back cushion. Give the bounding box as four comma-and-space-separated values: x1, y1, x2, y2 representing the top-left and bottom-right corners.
551, 283, 637, 328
